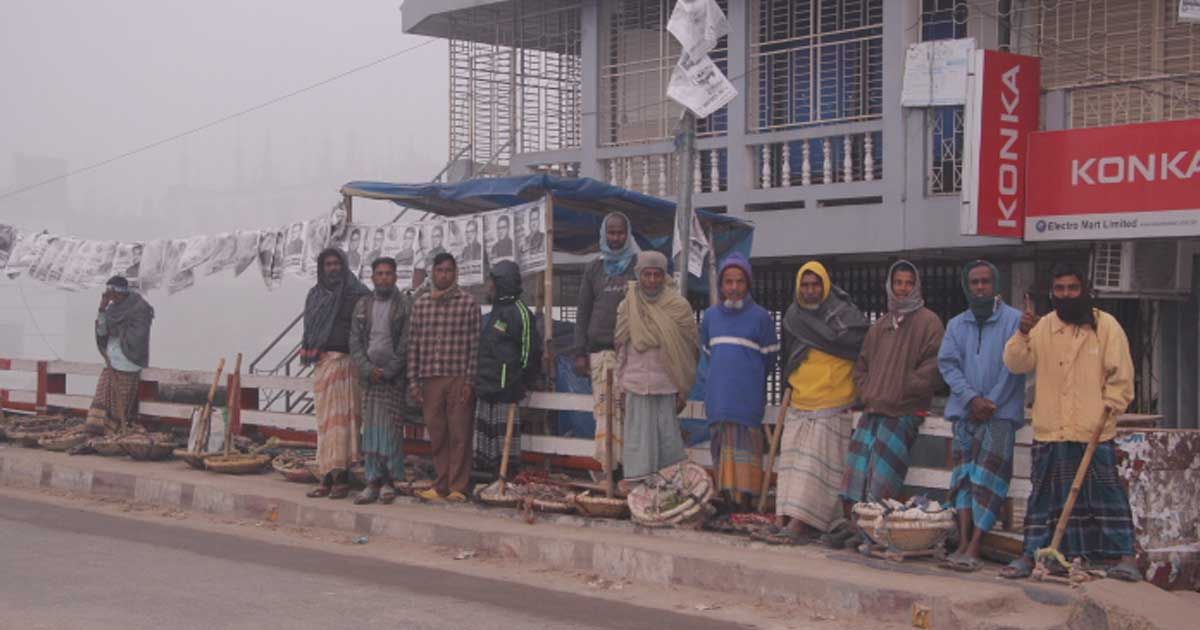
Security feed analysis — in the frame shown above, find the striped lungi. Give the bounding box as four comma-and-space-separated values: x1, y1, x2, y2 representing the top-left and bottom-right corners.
314, 352, 360, 478
1020, 440, 1135, 562
948, 417, 1016, 533
360, 380, 405, 484
622, 392, 686, 480
840, 413, 922, 503
590, 350, 624, 472
709, 422, 764, 500
474, 401, 521, 479
774, 407, 853, 532
86, 367, 141, 434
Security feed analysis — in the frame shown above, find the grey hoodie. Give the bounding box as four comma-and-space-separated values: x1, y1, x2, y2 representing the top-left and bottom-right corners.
573, 258, 635, 356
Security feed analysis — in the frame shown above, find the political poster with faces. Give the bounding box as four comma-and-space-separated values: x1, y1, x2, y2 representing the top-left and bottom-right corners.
257, 230, 280, 289
281, 222, 306, 277
206, 233, 239, 275
232, 230, 260, 277
358, 225, 386, 280
301, 220, 331, 279
449, 215, 484, 286
387, 223, 419, 287
112, 242, 144, 284
518, 199, 548, 274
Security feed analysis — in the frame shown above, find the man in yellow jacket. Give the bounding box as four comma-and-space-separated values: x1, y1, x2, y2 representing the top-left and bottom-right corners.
1000, 264, 1139, 581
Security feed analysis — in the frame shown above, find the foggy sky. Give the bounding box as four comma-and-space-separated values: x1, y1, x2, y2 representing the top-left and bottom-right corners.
0, 0, 448, 378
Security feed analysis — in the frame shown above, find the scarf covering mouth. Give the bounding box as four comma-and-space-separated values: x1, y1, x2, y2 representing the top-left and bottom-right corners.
301, 248, 370, 365
599, 211, 641, 277
782, 261, 869, 376
102, 291, 155, 367
615, 272, 699, 394
962, 259, 1001, 322
886, 259, 925, 319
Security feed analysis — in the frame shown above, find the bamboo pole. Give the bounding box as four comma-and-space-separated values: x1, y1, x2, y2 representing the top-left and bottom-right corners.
195, 358, 226, 453
605, 368, 615, 498
758, 388, 792, 513
498, 403, 519, 496
224, 353, 242, 457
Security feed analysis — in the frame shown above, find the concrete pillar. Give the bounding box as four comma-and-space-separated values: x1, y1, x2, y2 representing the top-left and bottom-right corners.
578, 0, 601, 179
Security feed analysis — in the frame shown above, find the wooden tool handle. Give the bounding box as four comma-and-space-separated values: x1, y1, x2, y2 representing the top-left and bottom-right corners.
1048, 407, 1113, 552
758, 388, 792, 514
605, 368, 616, 499
498, 403, 519, 496
224, 353, 242, 457
195, 357, 226, 453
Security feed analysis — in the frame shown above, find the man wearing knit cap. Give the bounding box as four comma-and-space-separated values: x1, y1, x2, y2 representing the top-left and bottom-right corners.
937, 260, 1024, 571
700, 252, 779, 512
842, 260, 944, 543
614, 251, 699, 488
761, 261, 869, 545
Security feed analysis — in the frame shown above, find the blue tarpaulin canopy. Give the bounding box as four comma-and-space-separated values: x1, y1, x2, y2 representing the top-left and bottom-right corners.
340, 175, 754, 266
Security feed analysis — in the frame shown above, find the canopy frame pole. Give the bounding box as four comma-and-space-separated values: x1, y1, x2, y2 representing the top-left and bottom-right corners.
543, 193, 555, 389
343, 194, 353, 225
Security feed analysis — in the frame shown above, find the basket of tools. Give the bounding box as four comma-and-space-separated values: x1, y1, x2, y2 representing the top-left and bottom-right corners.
205, 452, 272, 475
574, 490, 629, 519
272, 450, 318, 483
6, 416, 78, 448
119, 432, 177, 461
628, 461, 714, 528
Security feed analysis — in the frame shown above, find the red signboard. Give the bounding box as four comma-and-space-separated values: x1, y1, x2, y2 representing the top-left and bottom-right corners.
1025, 118, 1200, 241
961, 50, 1041, 238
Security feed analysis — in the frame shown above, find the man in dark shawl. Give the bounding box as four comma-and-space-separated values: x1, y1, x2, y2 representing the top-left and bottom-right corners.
762, 261, 869, 545
86, 276, 155, 435
303, 248, 370, 500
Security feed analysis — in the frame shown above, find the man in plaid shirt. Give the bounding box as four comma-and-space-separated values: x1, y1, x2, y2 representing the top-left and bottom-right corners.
408, 252, 481, 502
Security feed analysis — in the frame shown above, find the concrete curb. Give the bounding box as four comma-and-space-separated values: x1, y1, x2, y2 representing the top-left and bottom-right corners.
2, 447, 1187, 629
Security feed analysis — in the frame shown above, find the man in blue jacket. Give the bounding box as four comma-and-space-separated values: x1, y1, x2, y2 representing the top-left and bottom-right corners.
937, 260, 1024, 572
701, 253, 779, 511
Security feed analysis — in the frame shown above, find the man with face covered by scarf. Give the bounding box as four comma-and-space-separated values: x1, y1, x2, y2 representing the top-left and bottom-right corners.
85, 276, 155, 437
844, 261, 944, 532
575, 212, 640, 476
303, 248, 371, 500
1001, 264, 1138, 582
936, 260, 1024, 572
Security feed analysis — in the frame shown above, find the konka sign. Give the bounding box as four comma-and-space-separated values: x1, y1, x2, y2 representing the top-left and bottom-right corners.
960, 50, 1041, 238
1025, 118, 1200, 241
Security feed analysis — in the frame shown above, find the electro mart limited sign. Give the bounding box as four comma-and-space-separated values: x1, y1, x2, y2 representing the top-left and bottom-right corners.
961, 50, 1041, 238
1025, 118, 1200, 241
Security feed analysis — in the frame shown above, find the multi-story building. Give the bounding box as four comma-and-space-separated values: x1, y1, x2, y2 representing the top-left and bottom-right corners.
401, 0, 1200, 424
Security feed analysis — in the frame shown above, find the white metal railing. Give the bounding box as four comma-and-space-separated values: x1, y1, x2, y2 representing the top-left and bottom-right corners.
602, 149, 727, 197
751, 130, 881, 189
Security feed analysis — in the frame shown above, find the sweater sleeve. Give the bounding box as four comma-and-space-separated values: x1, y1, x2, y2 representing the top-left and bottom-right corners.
937, 319, 980, 403
574, 263, 596, 357
382, 300, 409, 381
906, 313, 945, 397
465, 297, 481, 382
1003, 324, 1038, 375
348, 298, 371, 375
1101, 314, 1135, 413
406, 303, 422, 392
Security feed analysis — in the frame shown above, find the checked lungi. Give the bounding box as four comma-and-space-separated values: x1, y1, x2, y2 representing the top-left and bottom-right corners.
948, 418, 1015, 533
709, 422, 764, 500
775, 407, 854, 533
840, 413, 922, 503
1020, 440, 1135, 562
314, 352, 360, 478
86, 367, 141, 434
474, 401, 521, 480
360, 381, 406, 484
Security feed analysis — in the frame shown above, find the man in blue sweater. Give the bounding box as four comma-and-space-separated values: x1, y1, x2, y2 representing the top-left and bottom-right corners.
937, 260, 1025, 572
701, 253, 779, 511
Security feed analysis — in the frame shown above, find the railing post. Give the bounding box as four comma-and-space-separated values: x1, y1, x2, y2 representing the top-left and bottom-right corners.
35, 360, 48, 413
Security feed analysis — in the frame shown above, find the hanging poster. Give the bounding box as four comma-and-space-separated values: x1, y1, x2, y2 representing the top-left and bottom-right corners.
392, 223, 420, 287
165, 239, 195, 294
0, 224, 15, 269
359, 225, 386, 279
4, 230, 40, 278
270, 229, 286, 287
301, 220, 331, 279
112, 242, 143, 283
257, 231, 279, 289
342, 226, 365, 272
137, 240, 169, 290
520, 200, 548, 274
485, 211, 516, 264
46, 238, 81, 285
281, 222, 306, 276
205, 233, 239, 275
232, 230, 260, 277
29, 235, 64, 282
450, 215, 484, 286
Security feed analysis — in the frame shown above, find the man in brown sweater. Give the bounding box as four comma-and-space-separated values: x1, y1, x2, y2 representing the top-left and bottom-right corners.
841, 260, 944, 524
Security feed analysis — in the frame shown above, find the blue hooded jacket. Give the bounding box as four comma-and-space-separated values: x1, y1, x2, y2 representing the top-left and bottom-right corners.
937, 302, 1026, 426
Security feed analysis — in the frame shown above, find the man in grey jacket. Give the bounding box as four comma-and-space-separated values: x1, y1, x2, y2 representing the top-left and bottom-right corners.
574, 212, 639, 473
87, 276, 154, 435
349, 257, 411, 504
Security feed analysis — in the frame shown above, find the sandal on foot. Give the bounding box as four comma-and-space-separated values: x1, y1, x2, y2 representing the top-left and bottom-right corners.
1107, 560, 1141, 582
1000, 556, 1034, 580
379, 485, 397, 504
751, 525, 808, 546
943, 554, 984, 573
818, 525, 856, 549
354, 486, 380, 505
306, 485, 332, 499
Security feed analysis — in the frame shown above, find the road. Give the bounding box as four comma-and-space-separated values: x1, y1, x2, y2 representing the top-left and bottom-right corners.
0, 495, 750, 630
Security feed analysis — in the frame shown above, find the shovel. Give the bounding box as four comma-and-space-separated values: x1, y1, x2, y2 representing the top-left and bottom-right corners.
1034, 407, 1115, 575
757, 388, 792, 514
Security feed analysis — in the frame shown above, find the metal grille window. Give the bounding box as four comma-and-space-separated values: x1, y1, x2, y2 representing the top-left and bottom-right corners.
748, 0, 884, 133
921, 0, 968, 195
448, 2, 583, 172
600, 0, 729, 146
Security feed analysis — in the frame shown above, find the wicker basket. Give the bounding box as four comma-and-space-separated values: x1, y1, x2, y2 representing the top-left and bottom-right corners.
476, 480, 523, 508
531, 495, 576, 514
119, 433, 176, 461
8, 430, 49, 448
574, 491, 629, 519
273, 458, 317, 483
628, 461, 714, 528
204, 453, 271, 475
853, 502, 956, 552
38, 430, 90, 452
92, 437, 127, 457
173, 449, 216, 469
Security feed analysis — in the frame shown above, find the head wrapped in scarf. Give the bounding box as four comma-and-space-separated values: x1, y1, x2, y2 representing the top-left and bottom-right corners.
599, 212, 641, 277
962, 260, 1001, 323
782, 261, 868, 376
615, 250, 699, 394
489, 260, 522, 304
886, 259, 924, 320
301, 248, 369, 365
718, 251, 753, 310
98, 279, 155, 368
794, 260, 832, 310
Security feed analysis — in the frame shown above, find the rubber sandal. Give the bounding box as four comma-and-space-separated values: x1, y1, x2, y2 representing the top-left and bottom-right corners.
1000, 557, 1034, 580
306, 485, 332, 499
751, 525, 808, 546
1107, 560, 1141, 582
819, 525, 856, 549
445, 491, 468, 503
354, 486, 380, 505
944, 555, 984, 573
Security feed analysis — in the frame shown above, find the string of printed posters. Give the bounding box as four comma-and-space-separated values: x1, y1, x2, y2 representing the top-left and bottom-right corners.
0, 198, 549, 294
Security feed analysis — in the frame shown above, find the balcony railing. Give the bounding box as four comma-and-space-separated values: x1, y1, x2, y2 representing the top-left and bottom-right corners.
602, 148, 727, 198
751, 130, 881, 189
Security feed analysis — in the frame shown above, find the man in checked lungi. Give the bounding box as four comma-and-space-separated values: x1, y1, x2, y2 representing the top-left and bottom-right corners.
760, 261, 868, 546
1001, 264, 1139, 582
936, 260, 1024, 572
349, 257, 411, 505
843, 260, 944, 546
700, 252, 778, 512
87, 276, 154, 435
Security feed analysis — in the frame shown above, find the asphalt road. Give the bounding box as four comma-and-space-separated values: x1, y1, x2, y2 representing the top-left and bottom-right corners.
0, 496, 748, 630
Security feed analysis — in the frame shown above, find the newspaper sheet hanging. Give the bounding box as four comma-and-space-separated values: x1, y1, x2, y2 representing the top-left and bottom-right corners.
112, 242, 143, 283
666, 0, 728, 59
47, 238, 82, 286
205, 233, 239, 276
0, 224, 15, 270
137, 240, 168, 290
28, 235, 63, 282
900, 38, 975, 107
232, 230, 260, 277
166, 239, 195, 294
301, 220, 331, 279
358, 225, 386, 280
450, 215, 484, 286
4, 230, 41, 279
392, 223, 420, 287
672, 210, 710, 278
667, 52, 737, 119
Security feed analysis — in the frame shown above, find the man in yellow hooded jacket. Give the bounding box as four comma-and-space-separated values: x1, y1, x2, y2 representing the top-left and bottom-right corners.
765, 262, 869, 545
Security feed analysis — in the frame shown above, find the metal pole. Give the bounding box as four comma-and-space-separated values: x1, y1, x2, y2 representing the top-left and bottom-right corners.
675, 113, 696, 293
343, 194, 353, 225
